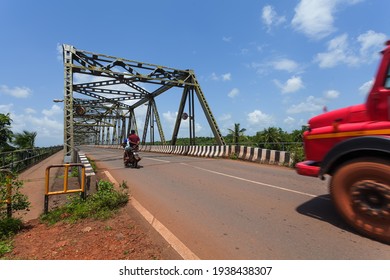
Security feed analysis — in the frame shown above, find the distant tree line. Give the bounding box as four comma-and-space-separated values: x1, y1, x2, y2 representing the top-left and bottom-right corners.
160, 123, 305, 149
150, 123, 306, 164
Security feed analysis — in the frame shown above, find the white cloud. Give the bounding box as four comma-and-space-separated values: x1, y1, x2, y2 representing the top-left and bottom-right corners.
359, 79, 374, 95
284, 116, 295, 125
247, 110, 274, 126
0, 85, 32, 98
42, 104, 62, 117
291, 0, 363, 40
287, 96, 324, 114
219, 113, 232, 122
56, 43, 63, 61
163, 111, 177, 124
162, 110, 204, 137
357, 30, 387, 62
210, 72, 219, 81
274, 76, 304, 94
228, 88, 240, 98
222, 73, 232, 81
0, 104, 14, 114
291, 0, 337, 40
262, 5, 286, 32
250, 58, 302, 76
314, 34, 359, 68
315, 31, 386, 68
271, 58, 300, 73
211, 72, 232, 81
24, 108, 37, 114
287, 89, 341, 115
324, 90, 340, 99
222, 36, 232, 43
3, 105, 63, 146
28, 116, 63, 140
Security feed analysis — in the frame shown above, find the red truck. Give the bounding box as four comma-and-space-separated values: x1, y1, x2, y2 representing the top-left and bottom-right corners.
296, 41, 390, 244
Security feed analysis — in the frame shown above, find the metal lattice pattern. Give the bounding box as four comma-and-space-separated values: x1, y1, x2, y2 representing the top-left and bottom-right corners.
62, 44, 225, 160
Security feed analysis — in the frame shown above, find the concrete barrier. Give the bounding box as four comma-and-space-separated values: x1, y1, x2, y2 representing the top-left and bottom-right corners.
92, 144, 294, 167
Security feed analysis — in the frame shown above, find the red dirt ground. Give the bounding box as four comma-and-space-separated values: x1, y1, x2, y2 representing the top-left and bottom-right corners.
4, 169, 181, 260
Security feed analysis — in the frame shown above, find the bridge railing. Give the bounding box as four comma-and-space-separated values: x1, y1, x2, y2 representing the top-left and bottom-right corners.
0, 146, 64, 173
91, 144, 296, 167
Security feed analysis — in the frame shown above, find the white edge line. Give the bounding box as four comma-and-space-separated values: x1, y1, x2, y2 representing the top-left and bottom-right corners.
103, 170, 199, 260
144, 157, 171, 163
180, 163, 330, 201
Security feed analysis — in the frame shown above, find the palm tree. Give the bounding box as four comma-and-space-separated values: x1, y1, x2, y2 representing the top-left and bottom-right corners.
227, 123, 247, 145
290, 126, 307, 143
0, 113, 14, 151
260, 127, 283, 150
13, 130, 37, 149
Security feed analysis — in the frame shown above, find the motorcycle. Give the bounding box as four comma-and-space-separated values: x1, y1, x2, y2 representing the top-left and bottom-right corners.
123, 144, 141, 168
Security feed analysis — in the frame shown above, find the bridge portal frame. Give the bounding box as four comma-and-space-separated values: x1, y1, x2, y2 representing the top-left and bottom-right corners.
62, 44, 225, 161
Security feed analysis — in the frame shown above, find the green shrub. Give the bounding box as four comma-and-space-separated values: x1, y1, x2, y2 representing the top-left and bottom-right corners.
229, 152, 238, 160
40, 180, 129, 225
0, 217, 23, 238
290, 144, 305, 167
0, 239, 13, 257
70, 166, 79, 177
0, 217, 23, 258
87, 157, 97, 173
0, 173, 30, 219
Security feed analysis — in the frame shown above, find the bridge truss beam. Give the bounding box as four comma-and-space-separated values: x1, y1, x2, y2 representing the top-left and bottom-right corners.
62, 44, 225, 161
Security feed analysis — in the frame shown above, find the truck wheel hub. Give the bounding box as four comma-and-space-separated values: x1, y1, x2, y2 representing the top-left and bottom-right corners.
351, 180, 390, 218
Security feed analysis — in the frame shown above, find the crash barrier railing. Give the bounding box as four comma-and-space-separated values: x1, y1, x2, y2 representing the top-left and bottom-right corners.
92, 144, 295, 167
75, 150, 96, 193
0, 146, 63, 173
0, 169, 13, 218
44, 163, 85, 214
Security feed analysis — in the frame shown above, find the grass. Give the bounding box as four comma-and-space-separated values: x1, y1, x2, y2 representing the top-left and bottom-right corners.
40, 180, 129, 225
87, 157, 97, 173
0, 217, 23, 257
1, 180, 129, 258
0, 239, 13, 256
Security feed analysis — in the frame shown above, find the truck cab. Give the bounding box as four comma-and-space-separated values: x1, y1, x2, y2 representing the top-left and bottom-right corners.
296, 41, 390, 244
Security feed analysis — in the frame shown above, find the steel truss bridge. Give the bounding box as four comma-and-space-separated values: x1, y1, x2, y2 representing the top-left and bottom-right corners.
62, 45, 225, 161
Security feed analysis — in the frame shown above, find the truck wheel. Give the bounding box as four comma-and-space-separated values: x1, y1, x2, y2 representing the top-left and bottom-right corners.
330, 158, 390, 244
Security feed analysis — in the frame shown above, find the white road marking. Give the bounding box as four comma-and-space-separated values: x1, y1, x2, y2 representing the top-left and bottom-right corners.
180, 163, 330, 200
144, 157, 171, 163
103, 170, 199, 260
131, 199, 200, 260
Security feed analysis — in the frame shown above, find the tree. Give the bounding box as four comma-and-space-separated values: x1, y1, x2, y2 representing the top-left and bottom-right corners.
258, 127, 283, 150
227, 123, 247, 145
0, 113, 14, 151
290, 126, 307, 143
13, 131, 37, 149
0, 172, 30, 219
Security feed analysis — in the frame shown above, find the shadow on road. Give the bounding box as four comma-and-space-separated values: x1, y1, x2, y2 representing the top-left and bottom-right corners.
296, 194, 356, 234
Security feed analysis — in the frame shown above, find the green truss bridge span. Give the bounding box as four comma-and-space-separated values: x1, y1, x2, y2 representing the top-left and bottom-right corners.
62, 45, 225, 162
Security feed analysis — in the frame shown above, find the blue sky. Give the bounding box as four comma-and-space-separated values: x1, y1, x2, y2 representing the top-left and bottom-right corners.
0, 0, 389, 147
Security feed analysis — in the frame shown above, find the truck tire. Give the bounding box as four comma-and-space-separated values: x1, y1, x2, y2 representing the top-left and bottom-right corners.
330, 158, 390, 244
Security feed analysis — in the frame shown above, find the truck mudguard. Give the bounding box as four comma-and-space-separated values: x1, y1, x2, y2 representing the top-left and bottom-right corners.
319, 136, 390, 177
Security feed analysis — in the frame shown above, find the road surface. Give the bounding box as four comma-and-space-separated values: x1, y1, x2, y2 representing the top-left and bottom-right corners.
81, 146, 389, 259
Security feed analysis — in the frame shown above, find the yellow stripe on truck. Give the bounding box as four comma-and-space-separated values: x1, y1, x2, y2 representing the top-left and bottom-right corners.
306, 129, 390, 140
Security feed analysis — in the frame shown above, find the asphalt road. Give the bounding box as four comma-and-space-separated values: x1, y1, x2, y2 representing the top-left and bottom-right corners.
82, 146, 390, 260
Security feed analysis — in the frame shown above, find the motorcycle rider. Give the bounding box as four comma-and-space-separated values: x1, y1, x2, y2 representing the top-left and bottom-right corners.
127, 130, 140, 148
123, 130, 141, 167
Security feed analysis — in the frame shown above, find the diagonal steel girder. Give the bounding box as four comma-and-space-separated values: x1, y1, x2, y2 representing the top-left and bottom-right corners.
62, 44, 225, 161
